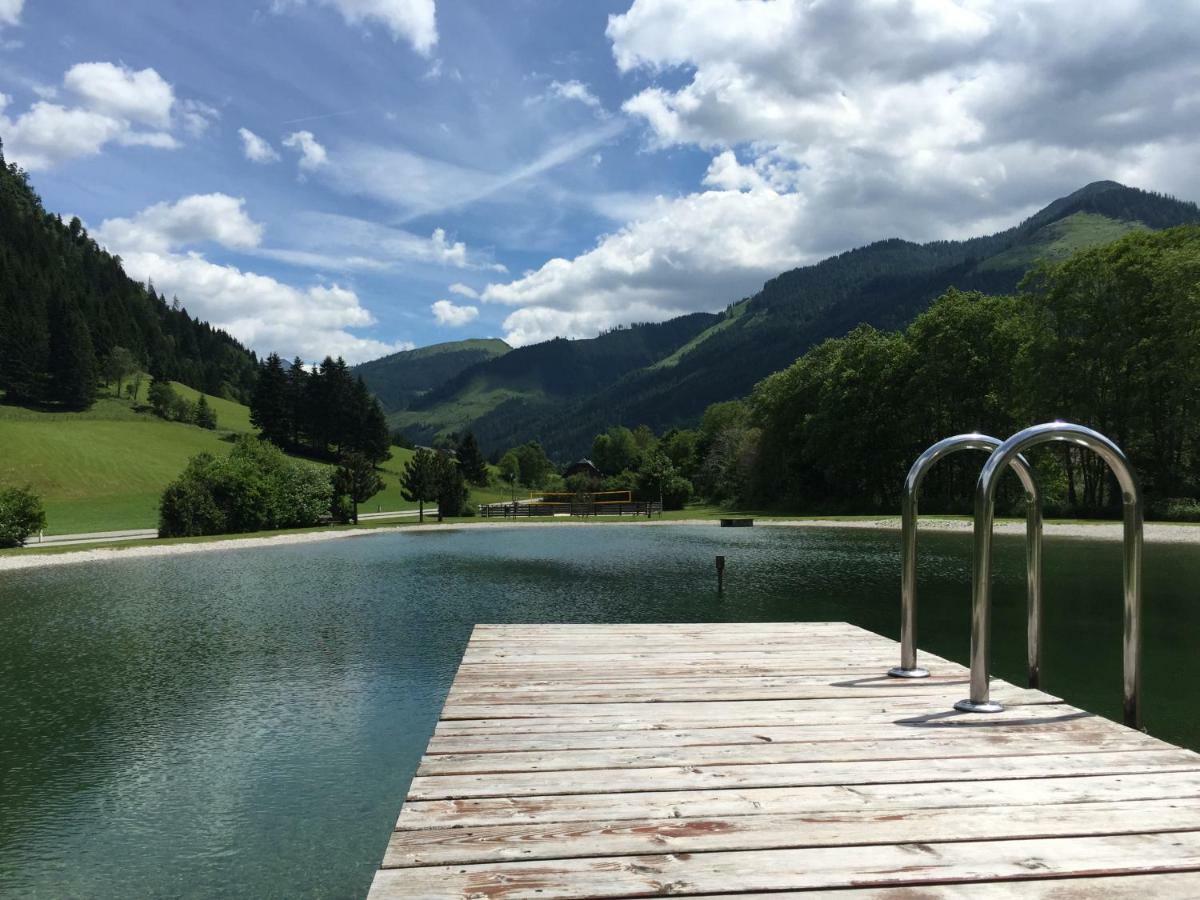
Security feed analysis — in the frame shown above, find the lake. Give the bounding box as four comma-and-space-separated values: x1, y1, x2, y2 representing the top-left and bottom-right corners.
1, 523, 1197, 898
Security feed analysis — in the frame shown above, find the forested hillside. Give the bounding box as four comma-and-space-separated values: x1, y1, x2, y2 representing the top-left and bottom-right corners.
737, 226, 1200, 514
353, 338, 509, 413
0, 144, 258, 408
383, 181, 1200, 459
387, 313, 718, 446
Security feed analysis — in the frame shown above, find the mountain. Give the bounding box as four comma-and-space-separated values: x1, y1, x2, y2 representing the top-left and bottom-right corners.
365, 181, 1200, 458
0, 147, 259, 405
353, 338, 510, 413
383, 314, 718, 445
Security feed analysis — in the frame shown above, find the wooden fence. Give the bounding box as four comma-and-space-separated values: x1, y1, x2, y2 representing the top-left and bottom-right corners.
479, 501, 662, 519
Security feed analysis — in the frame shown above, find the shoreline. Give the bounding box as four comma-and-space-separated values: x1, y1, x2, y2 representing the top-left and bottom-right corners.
1, 515, 1196, 573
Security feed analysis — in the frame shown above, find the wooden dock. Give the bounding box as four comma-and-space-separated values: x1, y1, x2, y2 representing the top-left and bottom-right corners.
368, 622, 1200, 898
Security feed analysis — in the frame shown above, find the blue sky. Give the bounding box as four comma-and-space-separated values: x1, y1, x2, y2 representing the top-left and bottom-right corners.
2, 1, 1199, 362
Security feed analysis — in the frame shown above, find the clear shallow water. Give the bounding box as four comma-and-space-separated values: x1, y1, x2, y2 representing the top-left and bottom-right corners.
1, 524, 1197, 898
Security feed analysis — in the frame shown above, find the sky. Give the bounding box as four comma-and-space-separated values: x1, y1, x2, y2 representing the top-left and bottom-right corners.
2, 0, 1199, 364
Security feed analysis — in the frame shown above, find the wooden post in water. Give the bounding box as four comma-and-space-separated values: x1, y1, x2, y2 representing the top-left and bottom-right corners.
715, 555, 726, 593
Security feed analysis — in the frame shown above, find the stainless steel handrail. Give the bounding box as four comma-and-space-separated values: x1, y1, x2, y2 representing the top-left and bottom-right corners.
954, 422, 1144, 728
889, 433, 1042, 681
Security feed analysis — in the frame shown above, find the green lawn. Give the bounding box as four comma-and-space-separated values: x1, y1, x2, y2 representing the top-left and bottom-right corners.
0, 389, 426, 534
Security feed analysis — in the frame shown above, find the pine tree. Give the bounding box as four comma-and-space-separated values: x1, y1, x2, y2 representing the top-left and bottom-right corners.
348, 376, 392, 464
400, 448, 438, 523
432, 453, 469, 519
195, 395, 217, 429
456, 431, 489, 486
286, 357, 309, 446
333, 452, 385, 524
251, 353, 291, 445
47, 296, 96, 408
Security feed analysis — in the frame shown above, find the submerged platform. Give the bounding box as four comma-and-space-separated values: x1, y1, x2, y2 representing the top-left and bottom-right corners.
368, 622, 1200, 898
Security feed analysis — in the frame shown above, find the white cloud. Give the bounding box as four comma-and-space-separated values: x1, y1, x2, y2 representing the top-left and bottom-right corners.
1, 102, 128, 169
0, 0, 23, 27
546, 79, 606, 116
64, 61, 175, 129
239, 127, 280, 163
96, 197, 405, 363
275, 0, 437, 56
96, 194, 264, 255
257, 213, 504, 273
0, 61, 215, 170
178, 98, 219, 137
474, 0, 1200, 346
330, 120, 624, 218
448, 282, 479, 299
483, 187, 814, 346
431, 298, 479, 327
283, 129, 328, 172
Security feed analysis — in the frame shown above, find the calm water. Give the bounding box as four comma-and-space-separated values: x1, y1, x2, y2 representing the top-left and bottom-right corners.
1, 524, 1198, 898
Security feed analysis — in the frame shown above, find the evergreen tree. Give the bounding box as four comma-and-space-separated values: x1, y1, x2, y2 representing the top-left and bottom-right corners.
194, 395, 217, 429
0, 291, 49, 402
456, 431, 489, 486
47, 296, 96, 408
333, 452, 385, 523
251, 353, 291, 446
400, 448, 439, 523
147, 375, 176, 418
348, 375, 391, 464
286, 357, 309, 446
102, 346, 138, 397
432, 453, 469, 520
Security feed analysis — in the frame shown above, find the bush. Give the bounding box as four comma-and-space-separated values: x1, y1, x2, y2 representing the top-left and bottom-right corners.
1150, 497, 1200, 522
159, 437, 334, 537
661, 475, 694, 510
0, 486, 47, 547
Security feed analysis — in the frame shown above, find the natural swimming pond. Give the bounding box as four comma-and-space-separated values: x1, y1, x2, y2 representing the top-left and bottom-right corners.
1, 523, 1198, 898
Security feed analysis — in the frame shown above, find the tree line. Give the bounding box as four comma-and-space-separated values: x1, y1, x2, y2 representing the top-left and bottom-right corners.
0, 144, 258, 409
250, 353, 391, 465
696, 225, 1200, 517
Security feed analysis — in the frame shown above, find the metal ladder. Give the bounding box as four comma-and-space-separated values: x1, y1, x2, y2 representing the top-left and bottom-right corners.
889, 433, 1042, 681
953, 421, 1144, 729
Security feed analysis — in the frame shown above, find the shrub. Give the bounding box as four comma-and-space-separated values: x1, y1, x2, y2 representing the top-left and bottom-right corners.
159, 437, 334, 537
0, 486, 47, 547
1150, 497, 1200, 522
661, 475, 694, 510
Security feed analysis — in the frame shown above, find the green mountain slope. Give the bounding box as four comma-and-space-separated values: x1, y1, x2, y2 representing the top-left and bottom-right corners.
353, 338, 509, 413
387, 313, 719, 444
0, 150, 259, 404
447, 181, 1198, 458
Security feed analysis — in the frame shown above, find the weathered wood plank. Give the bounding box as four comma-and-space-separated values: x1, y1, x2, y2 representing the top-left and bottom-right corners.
425, 715, 1124, 755
384, 798, 1200, 867
438, 691, 1059, 721
431, 697, 1076, 735
407, 749, 1200, 801
680, 872, 1200, 899
368, 832, 1200, 899
417, 728, 1168, 776
398, 770, 1200, 830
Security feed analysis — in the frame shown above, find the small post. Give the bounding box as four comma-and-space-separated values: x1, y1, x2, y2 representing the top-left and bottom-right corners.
715, 555, 726, 593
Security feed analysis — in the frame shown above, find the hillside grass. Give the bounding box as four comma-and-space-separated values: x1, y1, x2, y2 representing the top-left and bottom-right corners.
0, 386, 428, 534
980, 212, 1146, 272
0, 382, 515, 534
650, 299, 750, 371
388, 378, 545, 441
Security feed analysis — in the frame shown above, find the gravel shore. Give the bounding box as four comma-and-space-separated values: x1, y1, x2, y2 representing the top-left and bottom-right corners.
2, 516, 1194, 573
